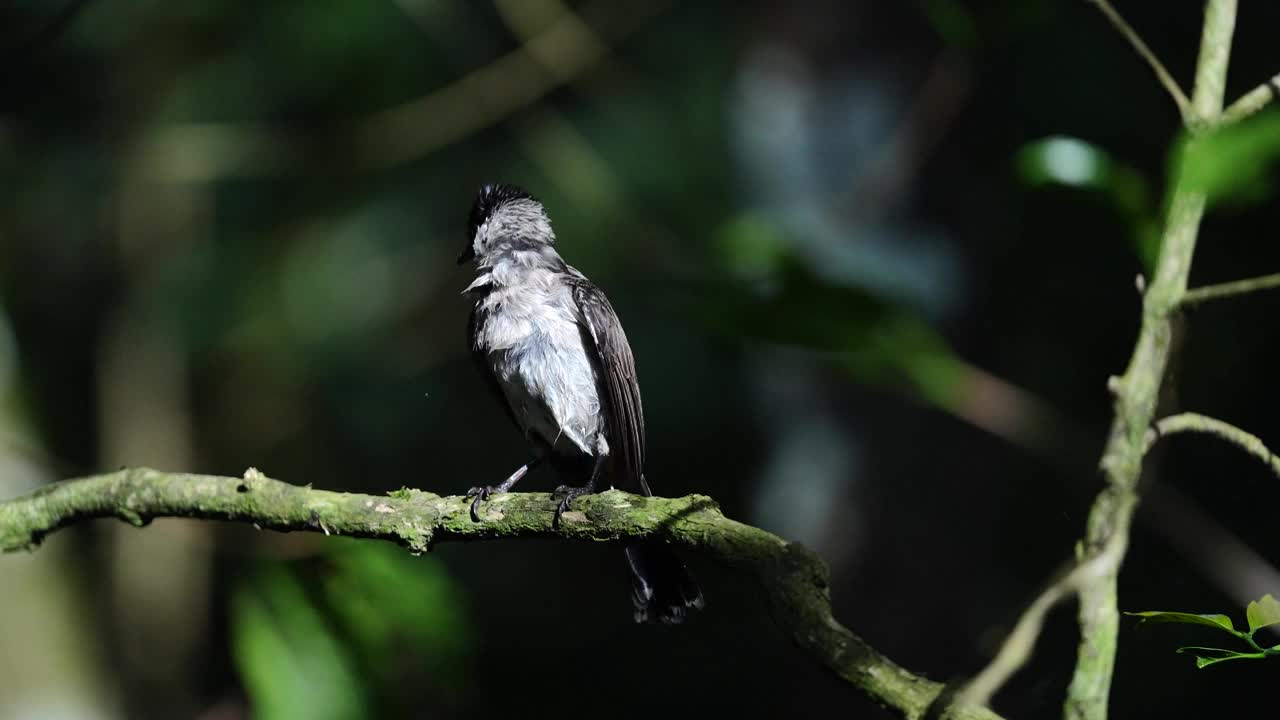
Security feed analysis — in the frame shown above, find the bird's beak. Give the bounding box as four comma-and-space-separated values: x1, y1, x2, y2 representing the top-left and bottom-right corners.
457, 245, 476, 264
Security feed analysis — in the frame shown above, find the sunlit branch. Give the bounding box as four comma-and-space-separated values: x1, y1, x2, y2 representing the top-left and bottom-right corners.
0, 467, 1004, 720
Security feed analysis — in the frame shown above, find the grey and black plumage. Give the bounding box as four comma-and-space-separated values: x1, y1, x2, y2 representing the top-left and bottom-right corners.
458, 183, 704, 625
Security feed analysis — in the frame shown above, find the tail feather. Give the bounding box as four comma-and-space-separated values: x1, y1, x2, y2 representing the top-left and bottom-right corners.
624, 544, 705, 625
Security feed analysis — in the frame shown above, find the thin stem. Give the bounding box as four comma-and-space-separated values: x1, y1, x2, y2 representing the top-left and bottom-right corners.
954, 541, 1124, 710
1147, 412, 1280, 479
1088, 0, 1192, 121
1220, 73, 1280, 126
1181, 272, 1280, 306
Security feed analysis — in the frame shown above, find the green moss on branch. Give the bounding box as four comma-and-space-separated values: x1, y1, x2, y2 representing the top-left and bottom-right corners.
0, 467, 1001, 720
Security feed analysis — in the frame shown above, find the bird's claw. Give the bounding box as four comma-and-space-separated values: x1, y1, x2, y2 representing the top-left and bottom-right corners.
466, 486, 495, 522
551, 483, 593, 528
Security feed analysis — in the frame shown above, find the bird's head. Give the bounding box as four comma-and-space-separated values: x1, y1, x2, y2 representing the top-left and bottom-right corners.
458, 183, 554, 265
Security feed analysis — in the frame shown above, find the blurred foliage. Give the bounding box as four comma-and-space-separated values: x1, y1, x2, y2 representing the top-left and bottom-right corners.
711, 212, 983, 422
1017, 135, 1161, 272
1173, 112, 1280, 209
4, 0, 1280, 718
233, 539, 472, 720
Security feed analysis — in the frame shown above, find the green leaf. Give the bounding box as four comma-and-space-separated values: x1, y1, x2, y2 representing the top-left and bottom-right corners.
1246, 593, 1280, 633
1017, 136, 1114, 190
1125, 611, 1237, 633
713, 212, 788, 281
231, 568, 368, 720
1015, 135, 1157, 271
1176, 646, 1266, 669
322, 539, 473, 688
919, 0, 979, 48
1174, 112, 1280, 207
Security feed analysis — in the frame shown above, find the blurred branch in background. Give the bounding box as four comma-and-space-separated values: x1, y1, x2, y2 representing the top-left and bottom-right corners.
135, 0, 668, 183
0, 309, 122, 720
0, 467, 1004, 720
843, 50, 972, 219
0, 0, 92, 66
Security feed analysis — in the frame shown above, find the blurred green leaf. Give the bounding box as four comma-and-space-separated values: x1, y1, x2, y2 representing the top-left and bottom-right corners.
1174, 112, 1280, 207
714, 212, 788, 281
323, 539, 473, 690
1016, 135, 1159, 271
1018, 136, 1113, 190
702, 225, 968, 409
232, 567, 368, 720
231, 542, 473, 719
1125, 611, 1237, 633
919, 0, 979, 48
1246, 593, 1280, 634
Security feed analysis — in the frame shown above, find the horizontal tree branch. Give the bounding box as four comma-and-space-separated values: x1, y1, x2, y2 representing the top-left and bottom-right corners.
1180, 272, 1280, 306
1149, 412, 1280, 478
0, 467, 1002, 720
1220, 72, 1280, 126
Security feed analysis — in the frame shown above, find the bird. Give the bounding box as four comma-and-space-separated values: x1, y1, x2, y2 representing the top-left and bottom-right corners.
457, 182, 704, 625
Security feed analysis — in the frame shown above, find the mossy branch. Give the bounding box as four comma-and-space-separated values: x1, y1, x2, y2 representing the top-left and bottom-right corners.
0, 467, 1002, 720
1064, 2, 1236, 717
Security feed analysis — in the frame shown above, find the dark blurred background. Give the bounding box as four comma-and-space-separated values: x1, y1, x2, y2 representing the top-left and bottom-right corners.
2, 1, 1280, 718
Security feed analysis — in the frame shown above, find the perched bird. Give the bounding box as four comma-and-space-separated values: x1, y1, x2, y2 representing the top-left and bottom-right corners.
458, 182, 704, 624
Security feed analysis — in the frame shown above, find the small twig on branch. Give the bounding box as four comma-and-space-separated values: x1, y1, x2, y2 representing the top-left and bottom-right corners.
0, 467, 1003, 720
1087, 0, 1193, 122
1181, 272, 1280, 306
1220, 73, 1280, 125
1147, 412, 1280, 478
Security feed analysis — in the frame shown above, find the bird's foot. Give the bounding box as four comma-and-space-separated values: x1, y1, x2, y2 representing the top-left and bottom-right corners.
551, 482, 597, 528
466, 486, 501, 522
465, 460, 538, 522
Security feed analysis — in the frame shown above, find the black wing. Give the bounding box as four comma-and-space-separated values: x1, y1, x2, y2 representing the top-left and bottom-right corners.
568, 275, 646, 492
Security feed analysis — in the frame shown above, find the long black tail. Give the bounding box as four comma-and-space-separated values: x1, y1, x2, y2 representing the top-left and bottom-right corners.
618, 472, 704, 623
624, 543, 704, 624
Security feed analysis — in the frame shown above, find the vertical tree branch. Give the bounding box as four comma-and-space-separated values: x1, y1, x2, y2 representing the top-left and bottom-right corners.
1063, 2, 1236, 719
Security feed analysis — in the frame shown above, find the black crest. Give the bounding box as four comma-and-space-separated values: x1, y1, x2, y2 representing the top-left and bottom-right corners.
467, 183, 535, 240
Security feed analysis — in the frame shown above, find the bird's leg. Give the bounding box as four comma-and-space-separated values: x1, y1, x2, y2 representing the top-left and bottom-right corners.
552, 453, 606, 527
468, 457, 541, 522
